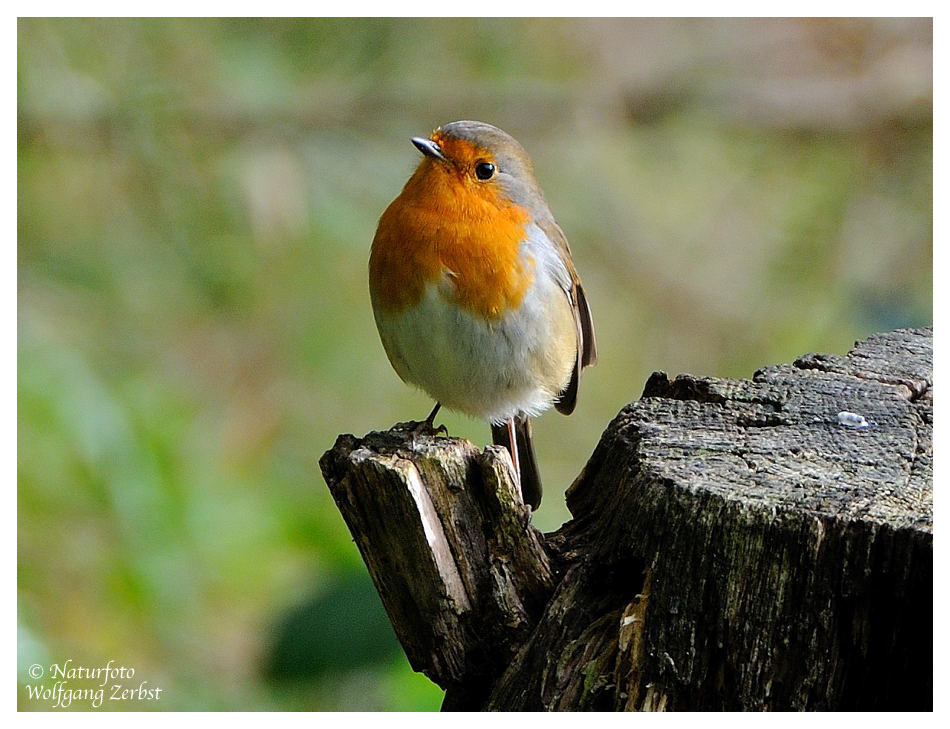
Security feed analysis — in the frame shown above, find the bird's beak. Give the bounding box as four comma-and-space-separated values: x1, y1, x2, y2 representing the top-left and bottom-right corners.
411, 137, 447, 162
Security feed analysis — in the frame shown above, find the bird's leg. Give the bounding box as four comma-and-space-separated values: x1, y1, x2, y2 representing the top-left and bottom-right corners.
413, 401, 447, 436
506, 417, 521, 484
425, 402, 442, 429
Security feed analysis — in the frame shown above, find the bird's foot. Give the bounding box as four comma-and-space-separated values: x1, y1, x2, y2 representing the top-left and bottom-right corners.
411, 419, 447, 437
415, 402, 446, 436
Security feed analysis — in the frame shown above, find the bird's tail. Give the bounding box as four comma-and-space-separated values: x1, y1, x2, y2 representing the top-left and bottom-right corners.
491, 415, 542, 510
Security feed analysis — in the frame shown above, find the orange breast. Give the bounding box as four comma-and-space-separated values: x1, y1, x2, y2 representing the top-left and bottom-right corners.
370, 158, 533, 320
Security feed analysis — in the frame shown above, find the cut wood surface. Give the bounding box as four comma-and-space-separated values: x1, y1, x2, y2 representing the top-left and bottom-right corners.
320, 327, 932, 711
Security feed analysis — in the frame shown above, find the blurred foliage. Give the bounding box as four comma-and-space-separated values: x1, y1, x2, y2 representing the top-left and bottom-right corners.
18, 18, 931, 711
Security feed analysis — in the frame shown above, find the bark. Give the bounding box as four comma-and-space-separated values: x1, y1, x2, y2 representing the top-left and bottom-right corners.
320, 327, 932, 711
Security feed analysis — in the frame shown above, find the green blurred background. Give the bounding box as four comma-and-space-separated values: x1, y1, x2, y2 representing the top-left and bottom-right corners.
18, 18, 931, 711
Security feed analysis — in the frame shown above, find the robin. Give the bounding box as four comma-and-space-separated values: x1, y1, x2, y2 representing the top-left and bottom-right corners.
369, 120, 596, 510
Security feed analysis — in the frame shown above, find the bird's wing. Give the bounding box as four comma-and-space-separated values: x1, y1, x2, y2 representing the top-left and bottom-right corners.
535, 218, 597, 416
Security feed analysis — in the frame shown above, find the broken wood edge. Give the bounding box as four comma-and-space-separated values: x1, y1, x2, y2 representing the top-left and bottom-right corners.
320, 426, 555, 691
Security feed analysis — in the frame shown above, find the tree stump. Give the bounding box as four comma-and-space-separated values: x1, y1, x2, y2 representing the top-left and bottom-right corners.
320, 327, 932, 711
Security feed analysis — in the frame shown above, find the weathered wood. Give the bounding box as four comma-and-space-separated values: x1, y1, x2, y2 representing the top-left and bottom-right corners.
320, 425, 553, 701
320, 327, 932, 711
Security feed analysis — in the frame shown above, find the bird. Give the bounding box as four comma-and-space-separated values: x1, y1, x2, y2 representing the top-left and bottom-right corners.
369, 120, 596, 510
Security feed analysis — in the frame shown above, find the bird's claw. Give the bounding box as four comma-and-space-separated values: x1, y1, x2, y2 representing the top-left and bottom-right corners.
410, 419, 447, 438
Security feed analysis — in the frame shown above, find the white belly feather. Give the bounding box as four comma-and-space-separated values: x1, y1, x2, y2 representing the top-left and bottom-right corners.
374, 224, 577, 424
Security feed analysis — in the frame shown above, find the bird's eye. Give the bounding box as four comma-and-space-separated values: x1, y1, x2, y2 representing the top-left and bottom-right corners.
474, 161, 496, 180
